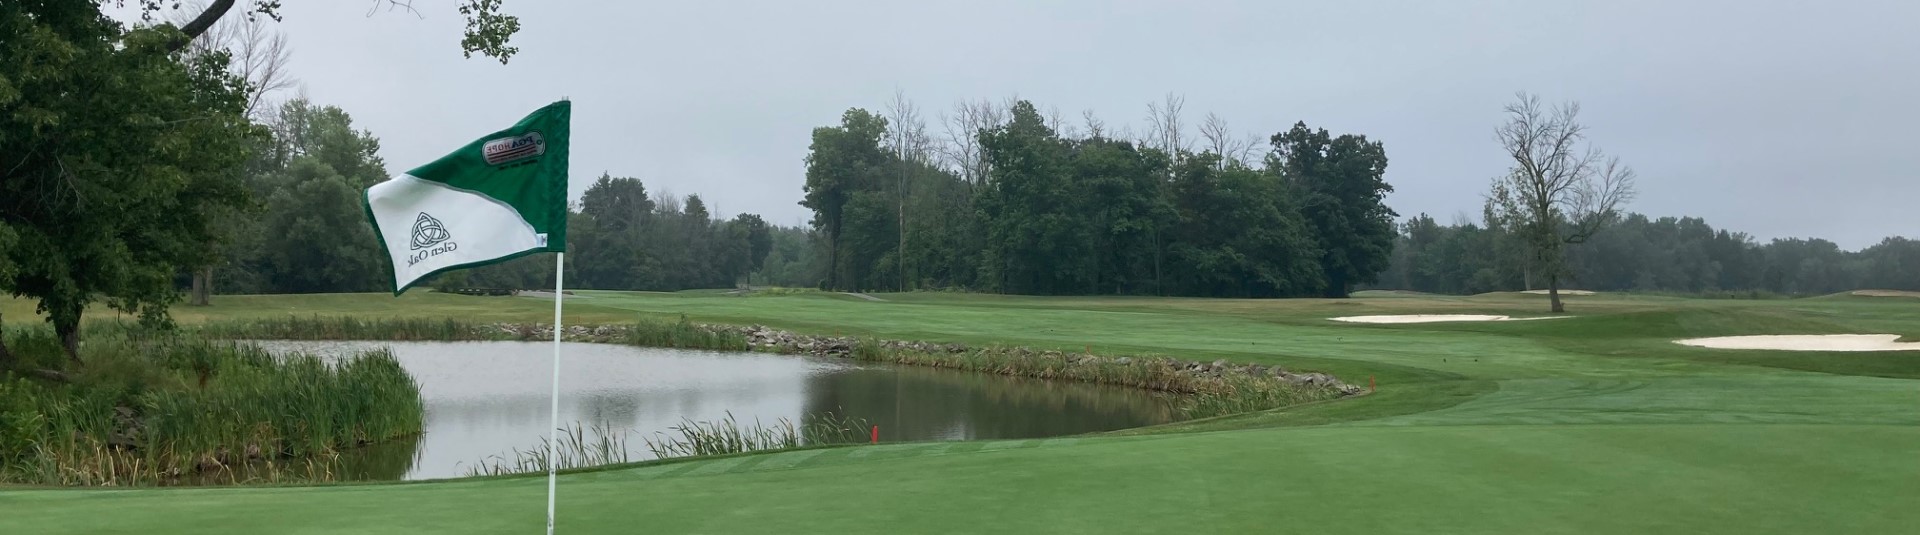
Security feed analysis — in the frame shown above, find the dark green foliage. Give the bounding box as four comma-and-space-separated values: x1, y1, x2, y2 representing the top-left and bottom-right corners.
729, 213, 774, 274
801, 109, 893, 290
1162, 154, 1324, 297
976, 102, 1084, 294
789, 99, 1348, 297
198, 99, 395, 295
564, 175, 762, 291
210, 129, 775, 294
1269, 122, 1397, 297
1, 7, 259, 356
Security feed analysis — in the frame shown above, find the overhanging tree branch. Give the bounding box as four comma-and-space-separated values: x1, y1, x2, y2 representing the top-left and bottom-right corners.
166, 0, 237, 52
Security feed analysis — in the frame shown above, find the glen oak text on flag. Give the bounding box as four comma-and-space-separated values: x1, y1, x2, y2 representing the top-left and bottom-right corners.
363, 101, 570, 293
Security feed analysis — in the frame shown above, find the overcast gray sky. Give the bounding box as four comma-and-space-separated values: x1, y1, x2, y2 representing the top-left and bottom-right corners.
189, 0, 1920, 248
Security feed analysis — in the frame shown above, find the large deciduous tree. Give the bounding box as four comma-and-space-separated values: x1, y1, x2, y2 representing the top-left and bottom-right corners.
1269, 122, 1397, 298
1165, 153, 1324, 297
801, 109, 890, 290
976, 101, 1083, 294
1, 8, 258, 362
1490, 92, 1637, 312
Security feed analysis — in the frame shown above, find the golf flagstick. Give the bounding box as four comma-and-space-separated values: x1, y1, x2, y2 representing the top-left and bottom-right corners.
546, 252, 564, 535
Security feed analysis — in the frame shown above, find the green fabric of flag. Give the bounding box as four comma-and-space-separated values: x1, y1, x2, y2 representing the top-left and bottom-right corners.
363, 100, 570, 294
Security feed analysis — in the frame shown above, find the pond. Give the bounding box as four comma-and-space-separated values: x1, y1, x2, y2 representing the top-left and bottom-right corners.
255, 341, 1182, 480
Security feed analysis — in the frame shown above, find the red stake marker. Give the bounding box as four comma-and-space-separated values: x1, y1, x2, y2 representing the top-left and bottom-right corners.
871, 425, 879, 444
1370, 376, 1376, 392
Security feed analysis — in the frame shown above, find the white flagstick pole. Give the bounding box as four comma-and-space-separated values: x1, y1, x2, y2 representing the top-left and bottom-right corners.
545, 252, 565, 535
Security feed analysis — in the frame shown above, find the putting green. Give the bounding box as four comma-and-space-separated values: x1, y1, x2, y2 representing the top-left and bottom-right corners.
3, 291, 1917, 534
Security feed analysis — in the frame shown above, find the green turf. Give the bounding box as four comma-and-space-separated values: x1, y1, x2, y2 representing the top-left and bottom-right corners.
3, 291, 1917, 534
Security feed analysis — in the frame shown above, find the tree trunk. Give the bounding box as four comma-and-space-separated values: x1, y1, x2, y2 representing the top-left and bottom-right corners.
1324, 270, 1349, 298
1151, 228, 1164, 296
190, 266, 212, 306
825, 229, 840, 291
0, 310, 12, 370
1548, 275, 1565, 313
898, 190, 907, 292
55, 316, 81, 366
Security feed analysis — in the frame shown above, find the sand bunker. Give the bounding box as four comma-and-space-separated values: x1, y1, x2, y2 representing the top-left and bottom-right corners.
1330, 314, 1570, 324
1851, 290, 1920, 298
1521, 289, 1596, 296
1674, 334, 1920, 352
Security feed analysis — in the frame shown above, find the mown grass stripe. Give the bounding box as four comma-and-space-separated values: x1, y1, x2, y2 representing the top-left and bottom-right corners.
680, 455, 753, 477
635, 462, 707, 480
979, 440, 1036, 452
753, 448, 831, 471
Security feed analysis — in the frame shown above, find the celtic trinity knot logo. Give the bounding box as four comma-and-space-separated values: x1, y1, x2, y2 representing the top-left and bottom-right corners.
410, 212, 451, 250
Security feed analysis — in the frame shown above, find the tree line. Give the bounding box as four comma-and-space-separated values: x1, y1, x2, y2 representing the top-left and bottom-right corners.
206, 100, 774, 296
792, 94, 1399, 298
1379, 211, 1920, 296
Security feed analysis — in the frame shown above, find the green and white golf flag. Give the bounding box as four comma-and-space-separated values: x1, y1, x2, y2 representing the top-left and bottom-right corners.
364, 101, 570, 294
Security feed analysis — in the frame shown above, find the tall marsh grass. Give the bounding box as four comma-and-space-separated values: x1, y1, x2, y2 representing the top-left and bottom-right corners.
618, 316, 748, 350
0, 328, 423, 486
463, 423, 633, 477
642, 412, 870, 458
462, 413, 872, 477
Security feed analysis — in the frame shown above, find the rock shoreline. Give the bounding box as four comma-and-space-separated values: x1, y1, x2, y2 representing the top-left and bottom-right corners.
485, 322, 1363, 396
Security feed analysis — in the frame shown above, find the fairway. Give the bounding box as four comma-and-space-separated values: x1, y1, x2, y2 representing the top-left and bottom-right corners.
4, 291, 1918, 534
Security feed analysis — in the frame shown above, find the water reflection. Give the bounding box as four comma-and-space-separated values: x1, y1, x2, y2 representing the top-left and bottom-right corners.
256, 341, 1179, 480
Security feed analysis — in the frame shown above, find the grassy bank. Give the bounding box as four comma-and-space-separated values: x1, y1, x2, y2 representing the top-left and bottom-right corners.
847, 340, 1346, 418
0, 328, 422, 486
3, 291, 1918, 533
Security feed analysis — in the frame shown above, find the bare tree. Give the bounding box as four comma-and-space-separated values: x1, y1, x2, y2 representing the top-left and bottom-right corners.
938, 98, 1007, 190
1140, 94, 1191, 295
1144, 93, 1189, 172
1081, 109, 1106, 139
1198, 112, 1261, 169
884, 90, 930, 291
1045, 105, 1080, 140
1491, 92, 1638, 312
651, 189, 684, 215
170, 1, 296, 120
